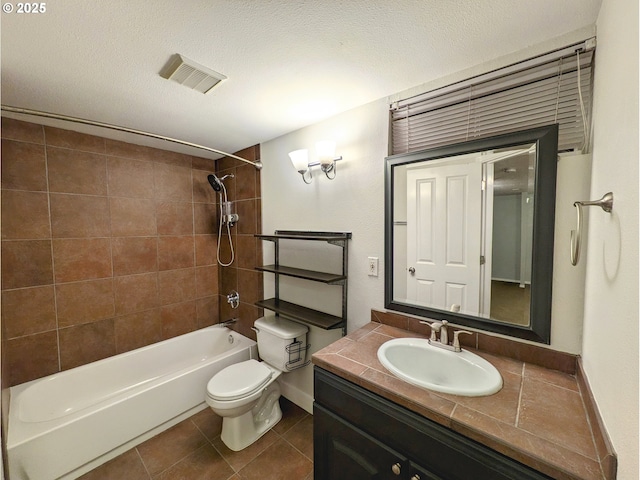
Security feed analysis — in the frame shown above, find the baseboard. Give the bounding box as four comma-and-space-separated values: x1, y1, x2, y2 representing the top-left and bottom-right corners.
279, 379, 313, 414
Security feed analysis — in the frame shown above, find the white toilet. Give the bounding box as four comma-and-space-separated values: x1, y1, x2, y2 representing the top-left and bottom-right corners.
206, 316, 309, 451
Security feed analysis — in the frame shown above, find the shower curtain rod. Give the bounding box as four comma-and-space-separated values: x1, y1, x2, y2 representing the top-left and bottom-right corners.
0, 105, 263, 170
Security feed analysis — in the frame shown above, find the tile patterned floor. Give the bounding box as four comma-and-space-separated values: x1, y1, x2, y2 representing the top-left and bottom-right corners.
79, 398, 313, 480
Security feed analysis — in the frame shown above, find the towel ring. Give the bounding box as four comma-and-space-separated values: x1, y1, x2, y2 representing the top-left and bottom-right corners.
570, 192, 613, 266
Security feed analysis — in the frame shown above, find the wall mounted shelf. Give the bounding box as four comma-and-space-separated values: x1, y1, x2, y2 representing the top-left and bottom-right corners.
256, 265, 346, 284
255, 298, 344, 330
255, 230, 351, 335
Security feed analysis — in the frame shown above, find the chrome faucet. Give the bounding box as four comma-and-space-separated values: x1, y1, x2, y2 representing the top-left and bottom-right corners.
218, 318, 238, 328
419, 320, 472, 353
227, 290, 240, 309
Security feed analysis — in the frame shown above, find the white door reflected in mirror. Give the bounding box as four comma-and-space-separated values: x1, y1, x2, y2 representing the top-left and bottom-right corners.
393, 143, 536, 327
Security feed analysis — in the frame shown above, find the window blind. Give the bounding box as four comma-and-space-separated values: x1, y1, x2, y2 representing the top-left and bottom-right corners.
390, 41, 594, 155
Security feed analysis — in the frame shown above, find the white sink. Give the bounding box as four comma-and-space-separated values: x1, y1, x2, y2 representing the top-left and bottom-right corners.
377, 338, 502, 397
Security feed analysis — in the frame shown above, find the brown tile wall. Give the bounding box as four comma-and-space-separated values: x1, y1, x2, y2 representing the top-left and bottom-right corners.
216, 147, 264, 341
0, 118, 262, 387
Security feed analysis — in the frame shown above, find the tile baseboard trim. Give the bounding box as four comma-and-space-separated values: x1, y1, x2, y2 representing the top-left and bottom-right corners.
576, 359, 617, 480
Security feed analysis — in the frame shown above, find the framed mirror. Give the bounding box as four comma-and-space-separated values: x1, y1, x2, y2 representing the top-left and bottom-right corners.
384, 124, 558, 343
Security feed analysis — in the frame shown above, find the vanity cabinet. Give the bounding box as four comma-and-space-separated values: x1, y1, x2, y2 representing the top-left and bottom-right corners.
255, 231, 350, 335
314, 367, 552, 480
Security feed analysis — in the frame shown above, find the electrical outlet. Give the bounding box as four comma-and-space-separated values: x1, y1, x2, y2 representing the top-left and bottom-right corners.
368, 257, 379, 277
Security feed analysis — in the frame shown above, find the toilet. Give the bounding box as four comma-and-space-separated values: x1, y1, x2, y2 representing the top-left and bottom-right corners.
206, 316, 309, 451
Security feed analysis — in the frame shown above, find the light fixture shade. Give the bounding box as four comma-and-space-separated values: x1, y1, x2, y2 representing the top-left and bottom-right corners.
316, 140, 336, 167
289, 149, 309, 173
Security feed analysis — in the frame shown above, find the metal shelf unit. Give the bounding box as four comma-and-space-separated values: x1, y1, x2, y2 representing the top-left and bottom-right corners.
255, 230, 351, 336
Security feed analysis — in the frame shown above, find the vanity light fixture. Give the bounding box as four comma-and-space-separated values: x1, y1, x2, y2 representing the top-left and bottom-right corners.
289, 149, 312, 184
289, 140, 343, 184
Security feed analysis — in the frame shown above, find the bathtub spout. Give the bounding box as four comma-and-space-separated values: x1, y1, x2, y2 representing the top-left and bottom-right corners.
219, 318, 238, 328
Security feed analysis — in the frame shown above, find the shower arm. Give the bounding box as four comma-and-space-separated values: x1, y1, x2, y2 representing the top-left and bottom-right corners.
1, 105, 262, 170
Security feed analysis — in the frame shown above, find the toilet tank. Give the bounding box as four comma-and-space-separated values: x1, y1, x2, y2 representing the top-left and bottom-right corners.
254, 316, 309, 371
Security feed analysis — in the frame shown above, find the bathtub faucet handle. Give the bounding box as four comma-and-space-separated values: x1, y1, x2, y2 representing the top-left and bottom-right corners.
227, 290, 240, 309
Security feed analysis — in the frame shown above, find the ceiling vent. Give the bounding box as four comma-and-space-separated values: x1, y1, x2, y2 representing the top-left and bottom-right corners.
160, 54, 227, 94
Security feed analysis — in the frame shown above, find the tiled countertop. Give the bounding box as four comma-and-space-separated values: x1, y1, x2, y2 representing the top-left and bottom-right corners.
312, 321, 615, 480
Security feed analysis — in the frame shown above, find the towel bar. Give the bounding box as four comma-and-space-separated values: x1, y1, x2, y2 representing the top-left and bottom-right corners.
570, 192, 613, 266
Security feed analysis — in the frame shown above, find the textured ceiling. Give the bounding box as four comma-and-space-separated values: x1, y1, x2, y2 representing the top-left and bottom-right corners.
1, 0, 602, 159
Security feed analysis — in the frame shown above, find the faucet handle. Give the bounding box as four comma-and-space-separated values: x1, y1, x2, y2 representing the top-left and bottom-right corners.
420, 320, 442, 342
452, 330, 473, 352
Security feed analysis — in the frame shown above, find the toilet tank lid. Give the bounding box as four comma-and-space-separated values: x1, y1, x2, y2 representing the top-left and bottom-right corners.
255, 316, 308, 339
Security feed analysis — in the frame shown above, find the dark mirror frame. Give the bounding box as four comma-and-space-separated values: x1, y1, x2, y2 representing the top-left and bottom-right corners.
384, 124, 559, 343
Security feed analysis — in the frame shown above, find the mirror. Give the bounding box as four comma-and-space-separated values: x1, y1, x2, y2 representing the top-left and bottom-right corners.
385, 125, 558, 343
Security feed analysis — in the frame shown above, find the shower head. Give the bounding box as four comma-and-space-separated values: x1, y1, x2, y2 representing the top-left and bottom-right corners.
207, 174, 223, 192
207, 173, 233, 192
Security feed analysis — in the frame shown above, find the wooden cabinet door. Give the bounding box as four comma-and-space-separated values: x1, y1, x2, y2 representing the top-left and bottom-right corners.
408, 461, 444, 480
315, 367, 554, 480
314, 405, 410, 480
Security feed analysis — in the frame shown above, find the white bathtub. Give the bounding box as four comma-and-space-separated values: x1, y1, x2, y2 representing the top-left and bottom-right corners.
7, 326, 257, 480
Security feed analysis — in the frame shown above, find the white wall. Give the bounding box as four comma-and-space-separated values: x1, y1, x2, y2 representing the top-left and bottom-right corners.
581, 0, 639, 478
260, 99, 389, 411
259, 26, 617, 411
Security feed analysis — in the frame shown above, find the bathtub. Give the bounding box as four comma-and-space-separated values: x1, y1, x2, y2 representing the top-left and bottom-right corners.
7, 326, 257, 480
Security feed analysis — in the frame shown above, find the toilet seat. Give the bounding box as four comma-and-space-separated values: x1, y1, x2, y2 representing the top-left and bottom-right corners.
207, 360, 273, 401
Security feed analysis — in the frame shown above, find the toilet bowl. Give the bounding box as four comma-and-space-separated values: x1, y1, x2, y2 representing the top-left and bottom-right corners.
206, 359, 282, 451
205, 316, 308, 451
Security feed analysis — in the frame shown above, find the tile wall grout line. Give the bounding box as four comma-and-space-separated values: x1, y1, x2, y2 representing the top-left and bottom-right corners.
41, 143, 106, 156
151, 153, 161, 336
514, 362, 526, 427
0, 185, 51, 194
42, 126, 63, 374
1, 135, 44, 147
189, 168, 199, 326
3, 325, 59, 341
48, 190, 111, 198
104, 152, 118, 355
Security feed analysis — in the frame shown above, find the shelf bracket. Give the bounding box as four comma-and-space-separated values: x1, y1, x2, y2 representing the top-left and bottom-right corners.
328, 239, 347, 248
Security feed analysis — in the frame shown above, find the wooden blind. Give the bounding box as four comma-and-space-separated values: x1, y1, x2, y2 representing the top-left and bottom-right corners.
391, 42, 594, 155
